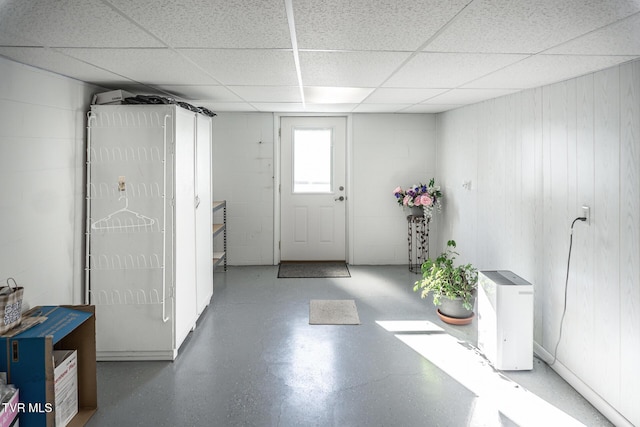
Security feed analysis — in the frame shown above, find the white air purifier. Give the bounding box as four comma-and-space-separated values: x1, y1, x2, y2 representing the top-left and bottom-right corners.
478, 270, 534, 370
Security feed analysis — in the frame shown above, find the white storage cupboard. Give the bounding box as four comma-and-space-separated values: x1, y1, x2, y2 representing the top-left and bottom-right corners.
85, 105, 213, 361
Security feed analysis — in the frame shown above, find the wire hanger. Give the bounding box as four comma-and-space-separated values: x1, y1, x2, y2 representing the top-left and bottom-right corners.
91, 193, 156, 231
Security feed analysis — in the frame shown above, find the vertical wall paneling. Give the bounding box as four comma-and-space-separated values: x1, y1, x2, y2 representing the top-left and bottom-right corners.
619, 60, 640, 421
213, 113, 437, 266
0, 57, 99, 308
476, 99, 505, 268
593, 66, 621, 408
504, 95, 518, 270
562, 79, 586, 374
542, 82, 572, 353
563, 78, 581, 373
532, 87, 545, 345
436, 59, 640, 426
574, 73, 597, 387
212, 113, 274, 265
518, 89, 542, 341
351, 114, 436, 265
436, 107, 478, 264
463, 108, 479, 264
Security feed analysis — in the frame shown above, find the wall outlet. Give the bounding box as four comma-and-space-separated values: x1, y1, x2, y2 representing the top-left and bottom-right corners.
581, 205, 590, 225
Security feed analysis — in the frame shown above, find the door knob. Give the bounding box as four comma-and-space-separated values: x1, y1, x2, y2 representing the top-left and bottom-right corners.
335, 196, 345, 201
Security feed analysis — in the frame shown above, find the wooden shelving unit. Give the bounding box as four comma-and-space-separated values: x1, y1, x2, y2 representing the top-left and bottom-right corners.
212, 200, 227, 271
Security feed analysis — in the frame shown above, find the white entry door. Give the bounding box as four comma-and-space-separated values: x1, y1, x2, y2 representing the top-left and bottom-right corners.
280, 116, 347, 261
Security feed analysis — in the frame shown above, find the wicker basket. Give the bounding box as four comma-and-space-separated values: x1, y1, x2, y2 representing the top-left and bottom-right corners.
0, 278, 24, 334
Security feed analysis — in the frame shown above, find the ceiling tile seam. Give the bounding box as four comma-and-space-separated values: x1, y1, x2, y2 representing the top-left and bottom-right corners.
538, 10, 640, 56
453, 54, 533, 90
99, 0, 170, 49
386, 89, 458, 114
99, 0, 259, 111
297, 48, 414, 53
350, 0, 478, 112
285, 0, 305, 107
39, 45, 225, 102
458, 47, 638, 95
169, 52, 260, 110
176, 47, 294, 52
0, 27, 48, 49
41, 46, 157, 88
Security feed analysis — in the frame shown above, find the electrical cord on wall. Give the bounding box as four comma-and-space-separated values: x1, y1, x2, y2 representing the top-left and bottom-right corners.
549, 216, 587, 366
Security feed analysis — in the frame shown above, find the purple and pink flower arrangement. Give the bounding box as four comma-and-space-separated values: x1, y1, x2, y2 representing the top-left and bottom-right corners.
393, 178, 443, 219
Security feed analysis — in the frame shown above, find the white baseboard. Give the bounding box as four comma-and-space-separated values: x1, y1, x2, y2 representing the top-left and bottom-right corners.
533, 342, 633, 427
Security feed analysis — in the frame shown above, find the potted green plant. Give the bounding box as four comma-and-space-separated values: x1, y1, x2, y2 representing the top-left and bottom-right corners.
413, 240, 478, 324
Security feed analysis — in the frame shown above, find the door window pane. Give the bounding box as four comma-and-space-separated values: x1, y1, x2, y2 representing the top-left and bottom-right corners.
293, 128, 332, 193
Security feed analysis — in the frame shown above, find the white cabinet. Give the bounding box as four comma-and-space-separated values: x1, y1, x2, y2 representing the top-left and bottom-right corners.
195, 114, 213, 315
86, 104, 212, 361
478, 270, 534, 370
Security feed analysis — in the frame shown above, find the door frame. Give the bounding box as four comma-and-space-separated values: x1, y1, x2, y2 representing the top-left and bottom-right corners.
273, 113, 353, 265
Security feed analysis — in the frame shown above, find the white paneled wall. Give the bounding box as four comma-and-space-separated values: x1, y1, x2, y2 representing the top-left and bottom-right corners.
351, 114, 437, 264
212, 113, 275, 265
212, 112, 436, 266
0, 57, 99, 308
436, 59, 640, 426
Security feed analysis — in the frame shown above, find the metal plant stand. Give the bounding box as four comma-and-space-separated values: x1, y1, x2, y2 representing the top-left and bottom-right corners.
407, 214, 429, 273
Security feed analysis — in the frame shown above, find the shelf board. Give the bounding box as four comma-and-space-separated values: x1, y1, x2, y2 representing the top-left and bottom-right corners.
212, 200, 226, 211
213, 252, 226, 267
212, 223, 225, 236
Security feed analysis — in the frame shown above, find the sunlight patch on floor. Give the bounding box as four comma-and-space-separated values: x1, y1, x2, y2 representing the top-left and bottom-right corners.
376, 320, 585, 427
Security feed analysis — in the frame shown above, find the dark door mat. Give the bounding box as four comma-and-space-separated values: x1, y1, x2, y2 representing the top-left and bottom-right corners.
278, 261, 351, 278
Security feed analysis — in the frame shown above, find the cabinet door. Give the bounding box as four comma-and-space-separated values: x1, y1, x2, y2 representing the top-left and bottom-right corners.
195, 114, 213, 314
174, 108, 198, 347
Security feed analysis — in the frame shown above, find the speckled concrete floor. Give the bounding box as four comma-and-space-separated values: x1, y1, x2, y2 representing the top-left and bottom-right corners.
88, 265, 612, 427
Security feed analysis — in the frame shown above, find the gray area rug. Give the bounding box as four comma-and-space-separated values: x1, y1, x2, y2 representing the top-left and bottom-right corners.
309, 299, 360, 325
278, 261, 351, 278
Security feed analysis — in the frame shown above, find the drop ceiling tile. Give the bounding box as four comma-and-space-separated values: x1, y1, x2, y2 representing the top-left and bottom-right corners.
546, 12, 640, 55
402, 104, 461, 113
0, 0, 163, 47
300, 103, 359, 113
300, 51, 410, 87
251, 103, 306, 112
196, 101, 257, 113
252, 103, 357, 113
293, 0, 472, 51
425, 0, 640, 54
0, 29, 39, 46
180, 49, 299, 86
424, 88, 519, 104
465, 54, 638, 89
364, 88, 449, 103
227, 86, 302, 103
0, 47, 131, 84
304, 87, 374, 104
58, 48, 219, 85
108, 0, 290, 49
384, 52, 527, 88
352, 104, 415, 113
104, 83, 161, 95
152, 85, 242, 102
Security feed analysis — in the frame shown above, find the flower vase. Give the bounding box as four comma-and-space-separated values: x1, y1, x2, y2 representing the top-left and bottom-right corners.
408, 206, 423, 217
